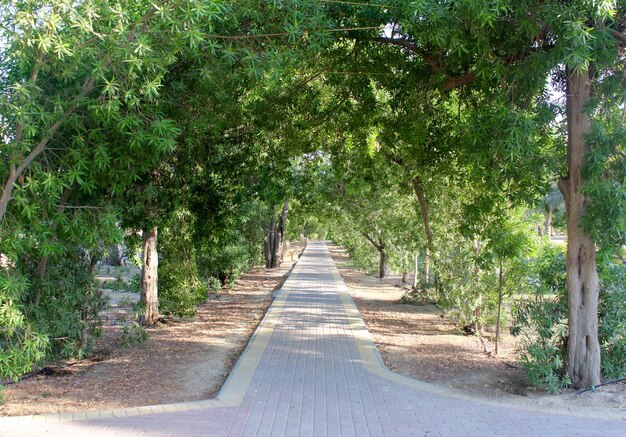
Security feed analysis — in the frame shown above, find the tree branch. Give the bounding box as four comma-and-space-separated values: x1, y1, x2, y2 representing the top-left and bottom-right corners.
372, 37, 475, 90
610, 29, 626, 48
372, 37, 441, 71
361, 231, 382, 250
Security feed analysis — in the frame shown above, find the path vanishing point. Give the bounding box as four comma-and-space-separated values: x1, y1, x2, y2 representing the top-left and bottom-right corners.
1, 241, 625, 436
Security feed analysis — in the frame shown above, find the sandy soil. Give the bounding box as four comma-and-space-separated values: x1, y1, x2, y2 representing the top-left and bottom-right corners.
0, 245, 304, 416
328, 244, 626, 415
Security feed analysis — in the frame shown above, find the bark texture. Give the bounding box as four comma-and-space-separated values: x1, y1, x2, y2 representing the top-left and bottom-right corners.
264, 200, 290, 269
558, 67, 601, 389
140, 227, 160, 326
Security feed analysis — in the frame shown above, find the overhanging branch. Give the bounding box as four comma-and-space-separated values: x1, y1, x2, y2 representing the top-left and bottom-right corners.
372, 36, 475, 90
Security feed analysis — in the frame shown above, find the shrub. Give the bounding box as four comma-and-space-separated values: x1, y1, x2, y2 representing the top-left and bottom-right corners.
511, 246, 626, 392
208, 276, 222, 292
31, 252, 107, 359
159, 257, 208, 317
599, 263, 626, 379
511, 246, 569, 393
200, 244, 255, 287
120, 320, 148, 347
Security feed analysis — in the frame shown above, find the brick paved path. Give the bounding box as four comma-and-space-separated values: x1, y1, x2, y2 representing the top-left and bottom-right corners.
1, 242, 625, 436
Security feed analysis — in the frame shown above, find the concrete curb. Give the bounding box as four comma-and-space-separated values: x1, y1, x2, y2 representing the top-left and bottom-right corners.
0, 261, 303, 425
328, 254, 626, 422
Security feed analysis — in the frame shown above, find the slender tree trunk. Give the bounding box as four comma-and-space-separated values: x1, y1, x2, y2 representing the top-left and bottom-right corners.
424, 247, 430, 283
413, 252, 419, 288
33, 187, 73, 306
139, 227, 160, 326
411, 177, 434, 285
401, 251, 408, 284
33, 256, 48, 306
544, 207, 552, 238
411, 177, 434, 247
88, 252, 99, 276
495, 259, 504, 355
270, 199, 290, 268
264, 206, 276, 268
378, 248, 387, 279
558, 67, 601, 389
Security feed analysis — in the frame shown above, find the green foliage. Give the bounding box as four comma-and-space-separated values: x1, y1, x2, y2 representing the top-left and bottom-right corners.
120, 321, 148, 348
158, 259, 208, 317
511, 246, 570, 393
129, 273, 141, 294
0, 384, 5, 405
0, 0, 624, 384
0, 248, 105, 380
208, 276, 222, 293
158, 211, 208, 317
201, 244, 255, 287
599, 264, 626, 380
32, 252, 106, 358
512, 247, 626, 391
0, 272, 49, 380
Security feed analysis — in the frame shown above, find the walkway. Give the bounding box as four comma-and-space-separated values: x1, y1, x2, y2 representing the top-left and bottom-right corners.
1, 242, 625, 436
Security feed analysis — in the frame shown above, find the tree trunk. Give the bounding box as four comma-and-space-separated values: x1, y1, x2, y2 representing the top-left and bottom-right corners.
270, 199, 290, 268
413, 252, 419, 288
411, 177, 434, 247
139, 227, 160, 326
495, 259, 504, 356
33, 256, 48, 306
558, 66, 601, 389
544, 207, 552, 238
424, 247, 430, 283
378, 248, 387, 279
264, 206, 276, 268
401, 251, 408, 284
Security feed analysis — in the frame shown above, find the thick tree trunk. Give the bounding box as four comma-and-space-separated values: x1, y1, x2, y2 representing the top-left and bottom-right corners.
558, 67, 601, 389
413, 252, 419, 288
139, 227, 160, 326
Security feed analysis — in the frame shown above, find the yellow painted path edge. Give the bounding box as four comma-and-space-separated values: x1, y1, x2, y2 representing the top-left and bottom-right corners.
0, 261, 302, 426
328, 260, 626, 422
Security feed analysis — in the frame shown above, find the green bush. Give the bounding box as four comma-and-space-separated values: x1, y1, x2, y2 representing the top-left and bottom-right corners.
159, 257, 208, 317
208, 276, 222, 292
200, 243, 255, 287
511, 246, 626, 392
0, 249, 106, 381
599, 263, 626, 379
120, 320, 148, 347
31, 252, 107, 359
511, 246, 570, 393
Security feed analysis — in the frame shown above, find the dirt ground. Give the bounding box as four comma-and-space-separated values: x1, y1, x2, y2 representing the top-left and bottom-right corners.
328, 245, 626, 415
0, 245, 304, 416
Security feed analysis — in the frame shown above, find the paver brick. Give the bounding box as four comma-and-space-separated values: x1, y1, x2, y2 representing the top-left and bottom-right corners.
2, 242, 625, 436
